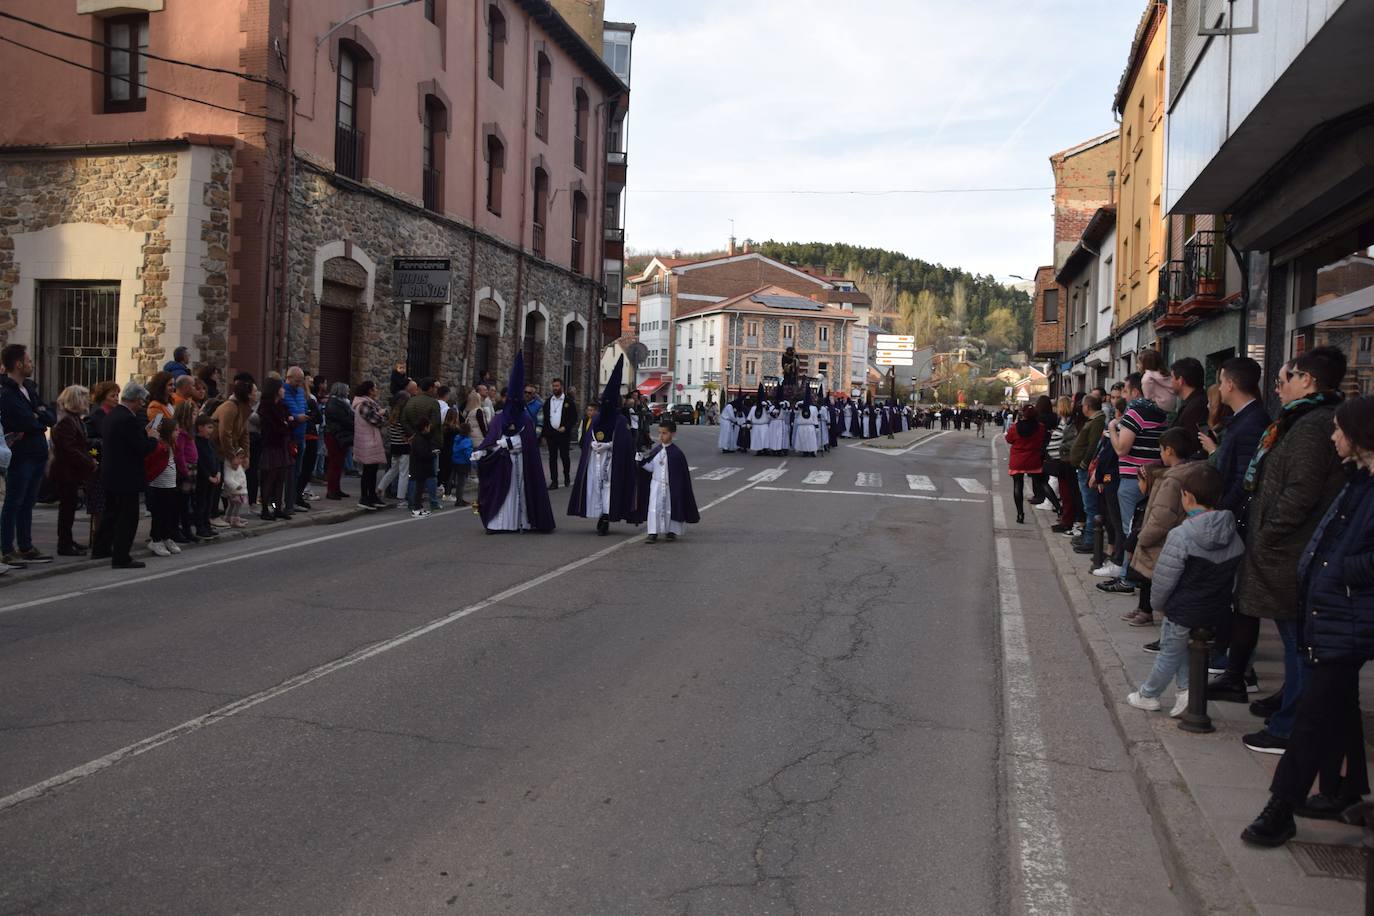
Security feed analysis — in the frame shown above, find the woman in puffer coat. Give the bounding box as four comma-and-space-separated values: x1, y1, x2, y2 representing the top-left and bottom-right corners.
1242, 396, 1374, 847
350, 380, 387, 510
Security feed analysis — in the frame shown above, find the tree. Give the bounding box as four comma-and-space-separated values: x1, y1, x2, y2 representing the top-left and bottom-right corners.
847, 263, 899, 331
982, 307, 1021, 352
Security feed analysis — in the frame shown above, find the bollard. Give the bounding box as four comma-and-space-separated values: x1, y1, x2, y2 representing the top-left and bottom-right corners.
1178, 627, 1215, 734
1092, 514, 1105, 569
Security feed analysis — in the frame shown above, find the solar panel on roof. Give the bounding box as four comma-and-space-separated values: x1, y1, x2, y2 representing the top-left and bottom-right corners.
750, 294, 824, 311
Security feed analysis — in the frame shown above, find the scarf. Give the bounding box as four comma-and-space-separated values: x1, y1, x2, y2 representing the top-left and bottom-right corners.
1243, 390, 1342, 490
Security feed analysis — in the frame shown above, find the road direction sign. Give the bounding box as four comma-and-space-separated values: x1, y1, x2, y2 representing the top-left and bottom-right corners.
875, 349, 915, 359
875, 356, 915, 366
875, 335, 916, 350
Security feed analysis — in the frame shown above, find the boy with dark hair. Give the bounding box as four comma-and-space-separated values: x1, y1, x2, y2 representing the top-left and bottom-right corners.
1128, 466, 1243, 715
193, 414, 222, 541
636, 419, 699, 543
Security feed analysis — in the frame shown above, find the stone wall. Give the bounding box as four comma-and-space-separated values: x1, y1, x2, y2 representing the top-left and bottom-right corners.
0, 147, 233, 379
289, 162, 599, 393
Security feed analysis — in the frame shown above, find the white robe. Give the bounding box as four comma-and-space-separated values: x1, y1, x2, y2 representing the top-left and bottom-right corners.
717, 404, 738, 451
841, 404, 854, 437
769, 409, 789, 452
583, 439, 614, 517
794, 410, 820, 453
484, 435, 530, 531
817, 408, 829, 449
749, 409, 771, 453
645, 447, 682, 536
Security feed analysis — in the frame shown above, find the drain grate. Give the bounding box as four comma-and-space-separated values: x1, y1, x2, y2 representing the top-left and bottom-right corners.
1289, 841, 1367, 881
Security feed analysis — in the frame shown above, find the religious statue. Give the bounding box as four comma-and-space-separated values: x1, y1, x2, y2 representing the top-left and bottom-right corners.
781, 346, 800, 386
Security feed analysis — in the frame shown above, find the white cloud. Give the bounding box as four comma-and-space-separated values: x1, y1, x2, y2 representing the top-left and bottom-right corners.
607, 0, 1144, 278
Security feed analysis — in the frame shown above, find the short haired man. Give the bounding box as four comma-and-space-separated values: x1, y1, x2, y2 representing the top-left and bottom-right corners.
282, 367, 311, 511
0, 344, 55, 567
1169, 357, 1207, 450
163, 346, 191, 378
1069, 394, 1105, 554
91, 381, 159, 569
542, 378, 577, 489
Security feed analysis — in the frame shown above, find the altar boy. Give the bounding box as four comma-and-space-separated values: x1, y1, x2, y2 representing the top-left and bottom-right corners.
635, 419, 700, 543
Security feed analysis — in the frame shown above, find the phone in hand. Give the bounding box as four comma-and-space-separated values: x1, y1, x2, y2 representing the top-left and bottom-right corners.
151, 414, 164, 431
1196, 423, 1214, 440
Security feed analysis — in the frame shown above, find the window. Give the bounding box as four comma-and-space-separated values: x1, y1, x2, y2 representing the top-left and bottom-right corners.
574, 89, 589, 171
602, 36, 631, 82
746, 320, 759, 338
1043, 288, 1059, 322
782, 322, 795, 342
422, 97, 445, 212
424, 0, 436, 23
104, 14, 148, 113
818, 325, 829, 342
604, 190, 620, 229
745, 357, 758, 378
335, 48, 365, 180
535, 53, 551, 141
571, 191, 587, 275
487, 6, 506, 86
485, 134, 504, 214
532, 168, 548, 257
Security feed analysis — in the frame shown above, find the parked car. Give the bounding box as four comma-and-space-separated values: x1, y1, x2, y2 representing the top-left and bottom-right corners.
670, 403, 695, 424
649, 402, 668, 418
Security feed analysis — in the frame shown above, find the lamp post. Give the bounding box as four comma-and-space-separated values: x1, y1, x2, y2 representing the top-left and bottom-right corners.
317, 0, 420, 46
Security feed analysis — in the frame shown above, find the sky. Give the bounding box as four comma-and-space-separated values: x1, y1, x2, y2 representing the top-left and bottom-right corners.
605, 0, 1147, 283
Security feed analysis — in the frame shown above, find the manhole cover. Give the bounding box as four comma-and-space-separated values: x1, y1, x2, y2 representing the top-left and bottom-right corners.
1289, 841, 1366, 881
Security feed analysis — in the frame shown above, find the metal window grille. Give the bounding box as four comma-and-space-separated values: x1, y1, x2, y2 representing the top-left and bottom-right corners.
38, 283, 119, 397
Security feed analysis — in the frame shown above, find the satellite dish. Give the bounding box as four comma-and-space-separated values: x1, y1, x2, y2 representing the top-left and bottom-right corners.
627, 342, 649, 366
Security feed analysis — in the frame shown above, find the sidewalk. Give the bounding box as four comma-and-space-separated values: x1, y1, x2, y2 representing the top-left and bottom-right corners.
1030, 502, 1368, 914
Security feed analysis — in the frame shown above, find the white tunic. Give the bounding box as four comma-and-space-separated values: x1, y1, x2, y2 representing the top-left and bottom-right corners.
749, 409, 771, 453
583, 439, 614, 517
817, 408, 829, 448
769, 408, 789, 452
794, 410, 820, 453
841, 404, 854, 437
485, 436, 530, 531
645, 447, 682, 536
717, 404, 738, 451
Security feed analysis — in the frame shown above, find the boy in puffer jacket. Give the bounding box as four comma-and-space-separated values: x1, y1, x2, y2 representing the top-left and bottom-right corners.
1128, 465, 1244, 716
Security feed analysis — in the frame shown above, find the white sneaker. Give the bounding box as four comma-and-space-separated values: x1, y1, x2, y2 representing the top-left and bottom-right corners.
1092, 562, 1122, 578
148, 540, 171, 557
1170, 691, 1189, 718
210, 517, 230, 529
1127, 691, 1161, 712
411, 508, 431, 518
164, 539, 182, 554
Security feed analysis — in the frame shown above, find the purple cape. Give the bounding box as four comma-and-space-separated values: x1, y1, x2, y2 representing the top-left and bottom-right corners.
566, 413, 638, 520
630, 443, 700, 525
476, 418, 556, 531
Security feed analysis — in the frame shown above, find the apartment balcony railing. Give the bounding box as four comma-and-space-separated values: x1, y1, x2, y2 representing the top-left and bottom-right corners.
422, 166, 442, 212
571, 238, 583, 275
334, 124, 365, 181
1182, 230, 1225, 302
1154, 260, 1188, 332
604, 226, 624, 242
533, 222, 546, 259
535, 107, 548, 140
607, 150, 627, 165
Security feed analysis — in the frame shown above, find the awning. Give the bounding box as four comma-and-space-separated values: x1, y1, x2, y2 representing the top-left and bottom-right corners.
1086, 345, 1111, 367
636, 374, 667, 395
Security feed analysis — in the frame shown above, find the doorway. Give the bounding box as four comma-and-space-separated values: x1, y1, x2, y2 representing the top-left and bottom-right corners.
37, 281, 120, 397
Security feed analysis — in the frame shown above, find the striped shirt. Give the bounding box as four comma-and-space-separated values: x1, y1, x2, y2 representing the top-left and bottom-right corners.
1118, 398, 1168, 477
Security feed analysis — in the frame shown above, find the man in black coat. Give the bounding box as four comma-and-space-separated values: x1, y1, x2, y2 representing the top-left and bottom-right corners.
0, 343, 54, 567
1168, 357, 1208, 453
541, 377, 577, 489
91, 382, 159, 569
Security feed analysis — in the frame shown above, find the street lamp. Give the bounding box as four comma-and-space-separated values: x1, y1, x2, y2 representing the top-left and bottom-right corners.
317, 0, 420, 46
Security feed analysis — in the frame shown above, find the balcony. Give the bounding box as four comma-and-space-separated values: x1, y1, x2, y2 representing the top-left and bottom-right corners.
607, 151, 627, 165
604, 226, 624, 242
606, 150, 626, 188
334, 124, 365, 182
1153, 260, 1188, 333
1179, 230, 1227, 318
571, 237, 583, 275
535, 107, 548, 141
422, 166, 442, 212
533, 222, 545, 259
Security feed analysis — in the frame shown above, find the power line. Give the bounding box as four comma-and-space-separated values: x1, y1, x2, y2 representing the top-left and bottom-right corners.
0, 10, 283, 89
0, 33, 284, 123
631, 186, 1117, 196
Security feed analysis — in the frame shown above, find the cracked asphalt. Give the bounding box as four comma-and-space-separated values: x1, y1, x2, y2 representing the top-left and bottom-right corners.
0, 426, 1180, 915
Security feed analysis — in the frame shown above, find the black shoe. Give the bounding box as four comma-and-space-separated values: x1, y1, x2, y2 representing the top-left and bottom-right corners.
1097, 580, 1136, 594
1296, 793, 1361, 822
112, 559, 147, 569
261, 511, 275, 522
1250, 690, 1283, 719
1241, 796, 1296, 848
1242, 729, 1289, 755
57, 545, 87, 557
295, 501, 310, 511
90, 549, 112, 560
274, 509, 291, 520
1051, 523, 1071, 533
1073, 544, 1096, 555
196, 529, 218, 540
326, 492, 344, 500
596, 516, 610, 536
1143, 640, 1160, 654
1208, 673, 1251, 703
665, 532, 677, 541
646, 534, 658, 543
549, 483, 560, 490
172, 534, 194, 545
1015, 512, 1024, 524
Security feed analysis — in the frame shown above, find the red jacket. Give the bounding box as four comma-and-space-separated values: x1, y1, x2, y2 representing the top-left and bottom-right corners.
1005, 420, 1046, 474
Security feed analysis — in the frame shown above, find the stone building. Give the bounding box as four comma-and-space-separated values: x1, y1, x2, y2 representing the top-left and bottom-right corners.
0, 0, 632, 401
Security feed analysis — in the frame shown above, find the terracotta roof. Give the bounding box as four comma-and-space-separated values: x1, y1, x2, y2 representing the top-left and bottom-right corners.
674, 285, 859, 322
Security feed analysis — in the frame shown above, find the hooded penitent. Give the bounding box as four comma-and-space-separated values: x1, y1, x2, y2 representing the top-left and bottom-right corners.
476, 353, 556, 531
752, 383, 768, 420
568, 355, 637, 521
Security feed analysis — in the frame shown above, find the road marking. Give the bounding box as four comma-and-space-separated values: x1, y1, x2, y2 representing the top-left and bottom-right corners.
748, 468, 787, 483
752, 486, 983, 504
696, 467, 741, 481
801, 470, 832, 485
905, 474, 935, 491
955, 477, 988, 495
989, 436, 1071, 911
855, 472, 882, 487
844, 429, 950, 457
0, 458, 790, 814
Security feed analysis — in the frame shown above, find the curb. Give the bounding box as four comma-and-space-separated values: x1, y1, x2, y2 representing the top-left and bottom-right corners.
1032, 511, 1258, 915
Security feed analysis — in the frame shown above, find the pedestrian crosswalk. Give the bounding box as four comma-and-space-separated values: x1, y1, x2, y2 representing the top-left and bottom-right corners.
691, 466, 988, 500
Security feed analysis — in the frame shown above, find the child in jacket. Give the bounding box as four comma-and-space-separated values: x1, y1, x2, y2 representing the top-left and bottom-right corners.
1128, 465, 1244, 716
193, 414, 222, 540
408, 417, 437, 517
450, 418, 473, 507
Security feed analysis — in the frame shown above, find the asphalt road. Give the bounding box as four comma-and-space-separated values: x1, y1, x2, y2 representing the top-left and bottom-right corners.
0, 425, 1182, 915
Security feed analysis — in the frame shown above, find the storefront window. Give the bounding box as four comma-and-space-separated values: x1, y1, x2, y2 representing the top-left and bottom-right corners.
1293, 219, 1374, 397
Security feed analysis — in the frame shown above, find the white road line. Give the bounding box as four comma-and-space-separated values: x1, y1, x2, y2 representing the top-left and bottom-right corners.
989, 436, 1071, 911
0, 457, 790, 814
905, 474, 935, 491
752, 486, 983, 504
844, 429, 950, 457
855, 472, 882, 488
747, 468, 787, 483
955, 477, 988, 495
801, 470, 833, 485
696, 467, 742, 481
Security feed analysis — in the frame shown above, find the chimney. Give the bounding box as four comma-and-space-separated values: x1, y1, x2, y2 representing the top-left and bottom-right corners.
728, 235, 736, 257
1106, 170, 1117, 205
743, 238, 753, 254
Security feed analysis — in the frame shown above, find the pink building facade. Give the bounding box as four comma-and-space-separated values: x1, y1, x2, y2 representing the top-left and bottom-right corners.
0, 0, 629, 398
